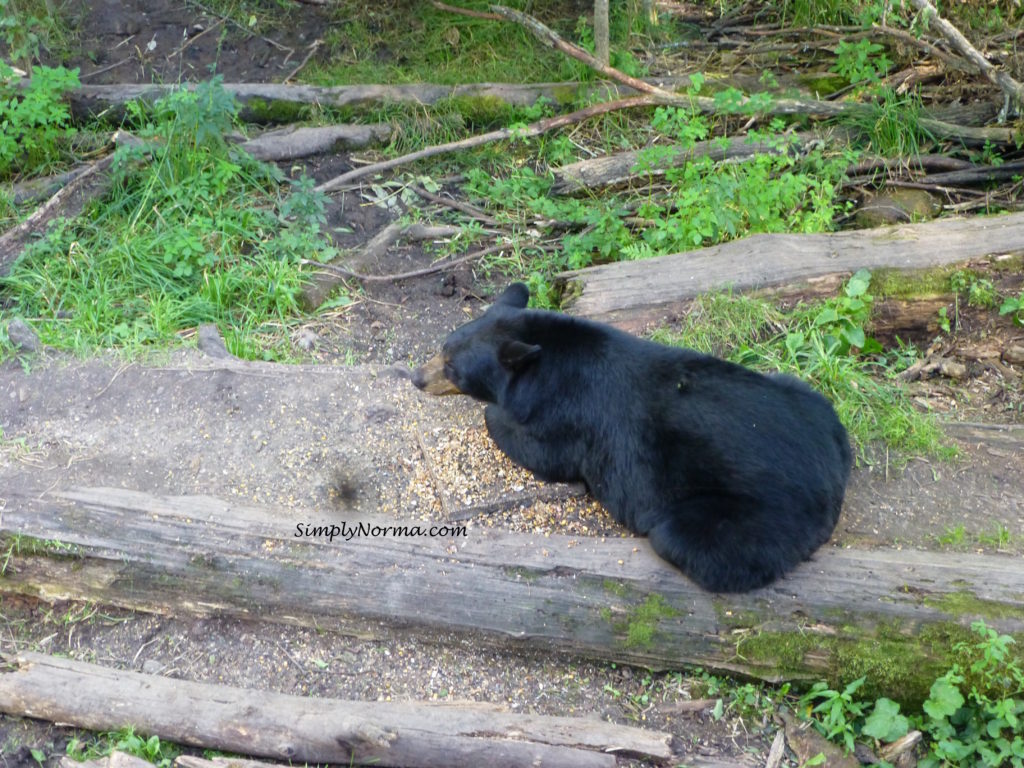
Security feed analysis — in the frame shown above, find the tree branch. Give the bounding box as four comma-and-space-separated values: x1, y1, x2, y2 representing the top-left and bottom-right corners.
906, 0, 1024, 116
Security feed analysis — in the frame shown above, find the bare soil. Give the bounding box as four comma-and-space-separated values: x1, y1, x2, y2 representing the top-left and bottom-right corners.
2, 2, 1023, 767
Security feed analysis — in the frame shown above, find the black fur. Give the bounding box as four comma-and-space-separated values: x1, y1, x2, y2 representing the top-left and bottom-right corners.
414, 283, 852, 592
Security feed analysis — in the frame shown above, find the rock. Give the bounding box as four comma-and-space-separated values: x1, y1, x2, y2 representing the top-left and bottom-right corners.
855, 189, 941, 227
1003, 344, 1024, 365
196, 323, 232, 359
5, 318, 41, 353
295, 328, 321, 352
938, 359, 968, 379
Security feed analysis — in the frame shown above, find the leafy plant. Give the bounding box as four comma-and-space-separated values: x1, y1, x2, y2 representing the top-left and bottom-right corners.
800, 676, 869, 753
919, 622, 1024, 768
999, 293, 1024, 326
0, 62, 79, 177
67, 727, 179, 768
832, 38, 892, 85
798, 621, 1024, 766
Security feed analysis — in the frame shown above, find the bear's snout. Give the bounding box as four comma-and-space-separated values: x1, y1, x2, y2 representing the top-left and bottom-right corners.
412, 353, 462, 396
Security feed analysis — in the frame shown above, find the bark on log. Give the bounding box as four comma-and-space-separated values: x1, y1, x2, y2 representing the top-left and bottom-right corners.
0, 651, 675, 768
1, 487, 1021, 691
558, 211, 1024, 324
66, 81, 668, 123
237, 123, 392, 161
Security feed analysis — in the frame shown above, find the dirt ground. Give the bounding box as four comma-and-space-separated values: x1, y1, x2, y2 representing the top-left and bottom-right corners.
3, 2, 1024, 767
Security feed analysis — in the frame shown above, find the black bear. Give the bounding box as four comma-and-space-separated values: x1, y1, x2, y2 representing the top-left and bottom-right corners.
413, 283, 852, 592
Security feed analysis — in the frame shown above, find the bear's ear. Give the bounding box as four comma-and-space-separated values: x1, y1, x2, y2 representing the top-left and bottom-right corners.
499, 340, 541, 371
495, 283, 530, 309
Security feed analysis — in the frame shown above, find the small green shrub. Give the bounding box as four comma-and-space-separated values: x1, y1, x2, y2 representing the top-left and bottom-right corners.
0, 62, 79, 177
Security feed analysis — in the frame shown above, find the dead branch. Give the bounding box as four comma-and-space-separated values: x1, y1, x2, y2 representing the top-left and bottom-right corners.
314, 95, 657, 194
551, 131, 821, 194
305, 242, 510, 284
0, 651, 676, 768
490, 4, 1018, 144
431, 1, 501, 20
906, 0, 1024, 115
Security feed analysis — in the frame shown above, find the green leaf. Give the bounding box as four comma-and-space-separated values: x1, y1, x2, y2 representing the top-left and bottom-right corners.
863, 697, 910, 742
845, 268, 872, 297
711, 698, 724, 721
841, 325, 866, 349
923, 676, 965, 720
814, 307, 840, 327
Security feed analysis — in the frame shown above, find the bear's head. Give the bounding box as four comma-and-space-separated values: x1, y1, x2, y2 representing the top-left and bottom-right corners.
412, 283, 540, 403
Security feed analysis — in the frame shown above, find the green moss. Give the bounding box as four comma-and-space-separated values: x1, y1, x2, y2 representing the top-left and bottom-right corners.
795, 72, 848, 95
624, 593, 679, 649
924, 589, 1024, 622
870, 265, 962, 299
599, 591, 680, 650
502, 565, 543, 582
736, 619, 1024, 707
447, 95, 515, 128
603, 579, 628, 597
712, 598, 761, 629
237, 97, 310, 124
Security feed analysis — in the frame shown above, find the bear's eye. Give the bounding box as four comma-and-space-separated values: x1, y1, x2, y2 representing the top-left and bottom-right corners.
443, 361, 456, 380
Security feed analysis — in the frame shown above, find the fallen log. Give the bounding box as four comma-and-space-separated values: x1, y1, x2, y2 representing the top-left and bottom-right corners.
0, 651, 675, 768
558, 211, 1024, 325
66, 80, 668, 124
1, 486, 1021, 700
550, 132, 821, 194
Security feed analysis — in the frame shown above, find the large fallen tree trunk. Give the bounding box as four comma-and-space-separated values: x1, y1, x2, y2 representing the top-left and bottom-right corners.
559, 211, 1024, 324
2, 487, 1021, 698
0, 651, 677, 768
66, 80, 669, 123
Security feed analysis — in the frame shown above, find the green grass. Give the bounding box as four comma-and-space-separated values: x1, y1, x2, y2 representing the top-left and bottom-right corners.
0, 78, 338, 361
307, 1, 594, 86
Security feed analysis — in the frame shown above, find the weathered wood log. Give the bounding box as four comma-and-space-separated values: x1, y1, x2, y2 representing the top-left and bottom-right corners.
1, 487, 1021, 699
550, 132, 821, 194
558, 211, 1024, 325
0, 651, 676, 768
233, 123, 392, 161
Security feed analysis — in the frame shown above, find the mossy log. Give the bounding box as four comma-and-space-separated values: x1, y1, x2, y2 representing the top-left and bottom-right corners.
65, 81, 659, 123
0, 651, 676, 768
558, 212, 1024, 327
2, 487, 1022, 703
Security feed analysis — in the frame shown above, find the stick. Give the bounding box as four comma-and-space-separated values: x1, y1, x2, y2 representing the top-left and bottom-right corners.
906, 0, 1024, 114
314, 95, 657, 193
0, 651, 674, 768
491, 4, 1019, 144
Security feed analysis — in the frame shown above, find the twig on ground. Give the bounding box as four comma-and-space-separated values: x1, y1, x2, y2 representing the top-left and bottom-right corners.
284, 39, 322, 83
408, 185, 501, 226
303, 242, 511, 283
